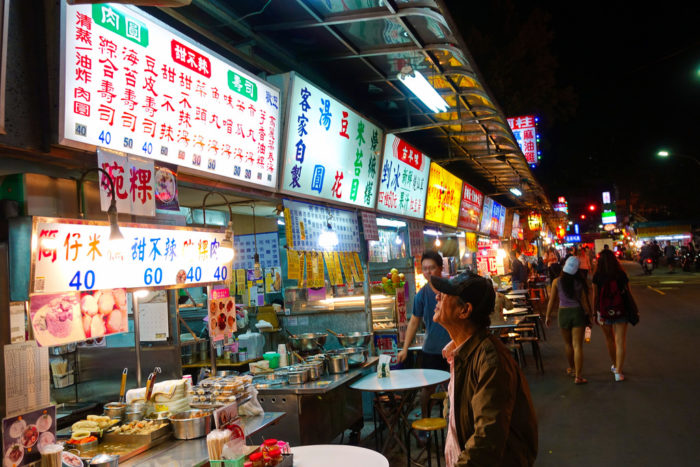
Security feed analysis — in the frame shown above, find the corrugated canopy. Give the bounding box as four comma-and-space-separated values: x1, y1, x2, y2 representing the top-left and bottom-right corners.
157, 0, 557, 223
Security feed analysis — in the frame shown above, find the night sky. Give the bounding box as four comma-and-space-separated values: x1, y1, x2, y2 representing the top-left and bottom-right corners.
445, 0, 700, 221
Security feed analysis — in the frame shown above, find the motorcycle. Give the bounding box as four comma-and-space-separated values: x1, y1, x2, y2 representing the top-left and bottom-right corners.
642, 257, 654, 275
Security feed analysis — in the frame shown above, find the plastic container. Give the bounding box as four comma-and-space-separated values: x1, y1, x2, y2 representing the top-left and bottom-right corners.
249, 452, 264, 467
263, 352, 280, 369
52, 370, 75, 388
268, 447, 282, 466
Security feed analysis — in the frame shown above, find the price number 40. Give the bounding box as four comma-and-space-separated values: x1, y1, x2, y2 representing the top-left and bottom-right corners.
69, 270, 96, 290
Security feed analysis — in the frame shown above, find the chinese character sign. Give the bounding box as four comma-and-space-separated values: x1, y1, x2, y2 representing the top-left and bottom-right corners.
377, 134, 430, 218
424, 163, 462, 227
527, 212, 542, 231
507, 115, 538, 165
62, 4, 281, 189
458, 182, 484, 231
490, 201, 506, 237
97, 148, 155, 216
511, 212, 522, 239
280, 74, 382, 208
31, 217, 230, 294
479, 196, 494, 234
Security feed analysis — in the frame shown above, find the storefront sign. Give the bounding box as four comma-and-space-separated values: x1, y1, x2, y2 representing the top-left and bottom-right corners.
154, 163, 180, 211
30, 217, 229, 294
511, 213, 521, 239
528, 212, 542, 231
490, 201, 506, 237
424, 163, 462, 227
97, 148, 155, 216
458, 182, 484, 231
62, 3, 281, 189
283, 199, 361, 252
565, 235, 581, 243
479, 197, 494, 234
507, 115, 538, 165
377, 134, 429, 218
602, 210, 617, 225
280, 74, 382, 208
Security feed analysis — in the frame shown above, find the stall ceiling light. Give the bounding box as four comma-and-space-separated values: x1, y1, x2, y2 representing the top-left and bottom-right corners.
376, 218, 407, 228
509, 188, 523, 197
397, 69, 449, 113
424, 229, 441, 237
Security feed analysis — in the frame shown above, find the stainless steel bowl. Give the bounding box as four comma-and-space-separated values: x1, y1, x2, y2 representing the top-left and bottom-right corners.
144, 411, 170, 421
287, 332, 328, 351
103, 402, 126, 420
169, 410, 213, 440
334, 332, 373, 348
298, 364, 320, 381
88, 453, 119, 467
124, 410, 145, 422
328, 354, 348, 374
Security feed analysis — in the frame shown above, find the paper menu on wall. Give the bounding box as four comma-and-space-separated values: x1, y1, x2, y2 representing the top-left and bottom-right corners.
4, 341, 50, 417
316, 253, 326, 288
323, 252, 342, 286
331, 252, 344, 286
265, 267, 282, 293
138, 300, 169, 342
338, 253, 352, 284
9, 302, 26, 343
235, 269, 246, 295
352, 252, 365, 281
287, 250, 301, 284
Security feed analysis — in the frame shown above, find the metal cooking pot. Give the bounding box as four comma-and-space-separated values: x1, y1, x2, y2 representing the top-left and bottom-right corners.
287, 369, 309, 385
103, 402, 126, 420
334, 332, 372, 348
331, 347, 369, 367
169, 410, 213, 440
298, 364, 320, 381
88, 453, 119, 467
328, 354, 348, 374
287, 332, 327, 351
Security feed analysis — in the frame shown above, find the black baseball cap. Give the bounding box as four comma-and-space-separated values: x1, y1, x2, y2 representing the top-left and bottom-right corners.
430, 273, 495, 314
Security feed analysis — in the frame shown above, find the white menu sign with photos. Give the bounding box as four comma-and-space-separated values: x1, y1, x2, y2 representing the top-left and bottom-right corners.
61, 3, 281, 189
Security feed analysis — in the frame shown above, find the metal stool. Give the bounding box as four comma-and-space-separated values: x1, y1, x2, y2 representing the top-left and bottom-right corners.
517, 336, 544, 373
408, 391, 447, 467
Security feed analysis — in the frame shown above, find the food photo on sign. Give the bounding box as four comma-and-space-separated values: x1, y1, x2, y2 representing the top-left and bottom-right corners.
2, 406, 56, 467
28, 288, 129, 347
154, 164, 180, 211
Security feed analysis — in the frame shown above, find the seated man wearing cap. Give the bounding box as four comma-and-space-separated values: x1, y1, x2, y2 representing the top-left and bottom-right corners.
431, 273, 538, 467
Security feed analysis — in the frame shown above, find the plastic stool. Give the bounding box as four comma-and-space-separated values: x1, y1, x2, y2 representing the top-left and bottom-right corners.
409, 418, 447, 467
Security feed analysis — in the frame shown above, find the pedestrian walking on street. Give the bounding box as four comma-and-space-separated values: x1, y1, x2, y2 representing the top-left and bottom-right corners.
545, 256, 594, 384
664, 242, 676, 273
592, 249, 633, 382
577, 246, 591, 279
431, 273, 538, 467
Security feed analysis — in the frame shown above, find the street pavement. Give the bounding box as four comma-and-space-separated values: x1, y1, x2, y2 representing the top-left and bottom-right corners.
360, 260, 700, 466
531, 260, 700, 466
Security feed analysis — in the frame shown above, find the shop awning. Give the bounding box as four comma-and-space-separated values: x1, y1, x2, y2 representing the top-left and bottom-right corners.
155, 0, 557, 222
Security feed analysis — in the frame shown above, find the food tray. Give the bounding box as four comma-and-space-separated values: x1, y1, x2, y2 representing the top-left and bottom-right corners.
52, 371, 75, 388
102, 421, 171, 443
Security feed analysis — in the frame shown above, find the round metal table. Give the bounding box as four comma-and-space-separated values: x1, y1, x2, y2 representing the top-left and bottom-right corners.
350, 369, 450, 457
290, 444, 389, 467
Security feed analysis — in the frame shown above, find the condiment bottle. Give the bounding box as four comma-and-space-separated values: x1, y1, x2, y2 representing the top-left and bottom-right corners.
249, 452, 264, 467
268, 447, 283, 466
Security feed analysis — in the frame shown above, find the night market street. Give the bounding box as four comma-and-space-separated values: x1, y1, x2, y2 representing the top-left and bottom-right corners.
531, 261, 700, 466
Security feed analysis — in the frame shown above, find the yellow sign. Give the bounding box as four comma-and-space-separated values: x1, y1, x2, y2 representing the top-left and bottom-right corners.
466, 232, 477, 251
352, 252, 365, 281
283, 208, 293, 248
235, 269, 246, 295
287, 250, 301, 284
424, 162, 462, 227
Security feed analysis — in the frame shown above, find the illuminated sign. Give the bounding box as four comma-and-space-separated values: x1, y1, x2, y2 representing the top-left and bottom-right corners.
424, 163, 462, 227
602, 191, 611, 204
490, 201, 506, 237
512, 213, 522, 239
507, 115, 539, 165
61, 3, 281, 189
479, 196, 494, 233
278, 74, 382, 208
458, 182, 484, 231
377, 134, 430, 218
565, 235, 581, 243
602, 210, 617, 225
527, 212, 542, 231
31, 217, 229, 294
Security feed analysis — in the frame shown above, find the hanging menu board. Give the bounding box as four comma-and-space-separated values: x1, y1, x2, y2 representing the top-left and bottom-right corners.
458, 182, 484, 231
278, 73, 383, 208
424, 163, 462, 227
377, 134, 430, 218
61, 3, 281, 189
30, 217, 229, 294
283, 199, 361, 253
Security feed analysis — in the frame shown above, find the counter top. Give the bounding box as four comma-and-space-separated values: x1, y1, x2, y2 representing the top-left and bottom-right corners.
119, 412, 285, 467
257, 357, 378, 395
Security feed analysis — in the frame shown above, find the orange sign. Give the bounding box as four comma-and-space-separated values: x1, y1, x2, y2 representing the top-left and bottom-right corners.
424, 163, 462, 227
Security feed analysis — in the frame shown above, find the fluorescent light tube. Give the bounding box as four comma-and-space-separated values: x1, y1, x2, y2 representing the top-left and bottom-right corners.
509, 188, 523, 196
398, 70, 449, 113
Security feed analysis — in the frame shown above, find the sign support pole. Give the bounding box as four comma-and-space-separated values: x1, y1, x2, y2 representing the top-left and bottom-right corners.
133, 294, 143, 388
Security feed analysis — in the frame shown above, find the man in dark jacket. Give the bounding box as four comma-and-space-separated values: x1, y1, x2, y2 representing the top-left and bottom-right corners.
509, 250, 528, 290
431, 273, 538, 466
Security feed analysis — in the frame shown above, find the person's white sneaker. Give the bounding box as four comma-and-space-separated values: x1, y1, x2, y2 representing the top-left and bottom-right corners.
614, 372, 625, 382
